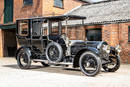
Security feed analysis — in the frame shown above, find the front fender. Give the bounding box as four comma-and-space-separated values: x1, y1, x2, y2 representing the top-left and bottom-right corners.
87, 47, 100, 55
73, 47, 100, 68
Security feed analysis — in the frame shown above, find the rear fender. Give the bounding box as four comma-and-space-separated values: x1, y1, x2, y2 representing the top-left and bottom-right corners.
15, 46, 31, 60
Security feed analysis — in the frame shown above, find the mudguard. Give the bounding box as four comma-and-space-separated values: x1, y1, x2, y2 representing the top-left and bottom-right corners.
74, 46, 100, 56
87, 47, 100, 55
73, 46, 100, 68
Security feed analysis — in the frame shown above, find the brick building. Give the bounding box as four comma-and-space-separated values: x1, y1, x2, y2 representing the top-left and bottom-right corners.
0, 0, 85, 57
0, 0, 130, 63
66, 0, 130, 63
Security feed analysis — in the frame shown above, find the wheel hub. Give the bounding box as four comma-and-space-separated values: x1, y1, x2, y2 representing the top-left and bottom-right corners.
50, 51, 55, 55
86, 62, 90, 67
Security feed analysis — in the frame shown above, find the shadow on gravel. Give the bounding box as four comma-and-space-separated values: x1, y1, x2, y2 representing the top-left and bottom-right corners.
63, 68, 81, 71
2, 65, 18, 69
2, 64, 83, 76
2, 64, 107, 76
2, 64, 45, 69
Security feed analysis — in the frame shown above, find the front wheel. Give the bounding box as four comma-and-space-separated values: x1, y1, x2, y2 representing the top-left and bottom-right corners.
16, 48, 31, 69
79, 51, 101, 76
102, 54, 120, 72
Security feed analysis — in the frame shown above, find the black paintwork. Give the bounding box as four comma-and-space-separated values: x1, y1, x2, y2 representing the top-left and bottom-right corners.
16, 15, 118, 68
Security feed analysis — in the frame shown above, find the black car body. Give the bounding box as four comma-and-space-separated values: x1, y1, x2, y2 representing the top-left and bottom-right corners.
16, 15, 121, 76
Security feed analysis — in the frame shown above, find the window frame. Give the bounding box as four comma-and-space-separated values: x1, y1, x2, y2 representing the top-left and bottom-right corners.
23, 0, 33, 6
48, 21, 62, 35
32, 20, 43, 36
86, 28, 102, 41
54, 0, 64, 9
128, 26, 130, 42
18, 20, 29, 37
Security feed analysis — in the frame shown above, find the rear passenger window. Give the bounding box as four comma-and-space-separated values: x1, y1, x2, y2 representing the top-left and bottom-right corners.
18, 20, 29, 36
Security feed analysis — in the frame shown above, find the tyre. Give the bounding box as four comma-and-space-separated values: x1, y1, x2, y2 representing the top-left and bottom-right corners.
17, 48, 31, 69
46, 42, 63, 62
102, 55, 120, 72
79, 51, 101, 76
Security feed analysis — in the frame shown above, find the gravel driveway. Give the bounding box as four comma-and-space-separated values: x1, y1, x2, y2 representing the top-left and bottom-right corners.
0, 58, 130, 87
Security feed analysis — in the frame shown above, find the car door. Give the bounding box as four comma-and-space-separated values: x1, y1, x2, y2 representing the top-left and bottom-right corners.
17, 20, 31, 46
31, 20, 44, 53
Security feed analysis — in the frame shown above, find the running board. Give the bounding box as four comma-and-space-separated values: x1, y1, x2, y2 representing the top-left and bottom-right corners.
33, 59, 73, 65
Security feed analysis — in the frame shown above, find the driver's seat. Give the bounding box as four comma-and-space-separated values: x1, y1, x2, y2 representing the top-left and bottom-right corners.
48, 35, 60, 41
48, 35, 66, 45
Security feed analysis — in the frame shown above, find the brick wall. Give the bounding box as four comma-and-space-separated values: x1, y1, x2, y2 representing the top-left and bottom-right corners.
0, 0, 84, 57
0, 30, 3, 57
1, 0, 130, 63
13, 0, 84, 21
0, 0, 4, 24
43, 25, 85, 40
0, 0, 4, 57
102, 23, 130, 63
102, 24, 119, 46
13, 0, 43, 22
0, 0, 84, 23
80, 24, 130, 63
67, 26, 85, 40
42, 0, 84, 16
118, 23, 130, 63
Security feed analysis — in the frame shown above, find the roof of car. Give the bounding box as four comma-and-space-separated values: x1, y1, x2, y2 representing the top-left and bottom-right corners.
16, 15, 86, 21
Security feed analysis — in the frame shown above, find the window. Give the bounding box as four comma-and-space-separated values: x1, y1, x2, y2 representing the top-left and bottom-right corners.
32, 21, 42, 36
18, 20, 29, 36
54, 0, 63, 8
23, 0, 33, 6
49, 21, 60, 35
128, 26, 130, 42
86, 29, 102, 41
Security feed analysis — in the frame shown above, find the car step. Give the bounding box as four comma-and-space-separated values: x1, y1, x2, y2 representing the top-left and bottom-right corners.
33, 59, 46, 62
33, 59, 73, 65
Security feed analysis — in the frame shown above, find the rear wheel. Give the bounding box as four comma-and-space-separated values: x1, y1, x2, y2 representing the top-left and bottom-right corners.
17, 48, 31, 69
102, 54, 120, 72
79, 51, 101, 76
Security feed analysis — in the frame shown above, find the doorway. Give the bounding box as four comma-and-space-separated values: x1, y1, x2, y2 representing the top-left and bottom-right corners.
3, 29, 17, 57
86, 28, 102, 41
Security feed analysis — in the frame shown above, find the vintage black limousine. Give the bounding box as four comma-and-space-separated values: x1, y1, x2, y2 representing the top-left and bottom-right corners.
15, 15, 121, 76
